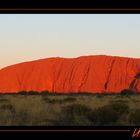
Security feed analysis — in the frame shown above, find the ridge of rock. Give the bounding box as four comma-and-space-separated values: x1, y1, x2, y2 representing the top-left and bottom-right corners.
0, 55, 140, 93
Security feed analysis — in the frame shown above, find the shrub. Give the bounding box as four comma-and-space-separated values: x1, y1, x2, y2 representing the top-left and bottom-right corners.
0, 104, 15, 113
0, 104, 16, 124
110, 101, 129, 113
28, 91, 39, 95
18, 91, 28, 95
87, 102, 129, 126
51, 101, 129, 126
120, 89, 134, 96
0, 98, 9, 102
53, 104, 93, 126
129, 109, 140, 125
88, 107, 118, 125
63, 97, 76, 102
17, 111, 29, 125
40, 91, 50, 95
19, 91, 39, 95
43, 97, 76, 104
43, 98, 62, 104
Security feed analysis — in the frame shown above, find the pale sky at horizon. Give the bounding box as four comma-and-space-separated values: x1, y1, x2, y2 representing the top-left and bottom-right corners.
0, 14, 140, 68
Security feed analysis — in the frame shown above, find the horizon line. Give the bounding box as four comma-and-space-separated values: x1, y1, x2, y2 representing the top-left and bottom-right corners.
1, 54, 140, 70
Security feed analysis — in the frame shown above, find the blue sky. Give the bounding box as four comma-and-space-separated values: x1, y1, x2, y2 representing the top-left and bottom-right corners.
0, 14, 140, 68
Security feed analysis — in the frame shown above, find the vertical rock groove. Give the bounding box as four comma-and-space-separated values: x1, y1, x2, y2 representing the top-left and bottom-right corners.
104, 58, 116, 91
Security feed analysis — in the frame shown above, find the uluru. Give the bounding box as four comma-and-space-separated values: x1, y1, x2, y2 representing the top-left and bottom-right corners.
0, 55, 140, 93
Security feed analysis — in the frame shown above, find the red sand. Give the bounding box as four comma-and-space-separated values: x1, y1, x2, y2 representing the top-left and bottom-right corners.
0, 55, 140, 93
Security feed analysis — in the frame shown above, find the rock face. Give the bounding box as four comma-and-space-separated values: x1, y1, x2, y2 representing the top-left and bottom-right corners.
0, 55, 140, 93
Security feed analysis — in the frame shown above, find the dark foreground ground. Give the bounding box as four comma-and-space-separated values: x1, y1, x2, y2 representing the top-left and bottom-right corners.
0, 92, 139, 126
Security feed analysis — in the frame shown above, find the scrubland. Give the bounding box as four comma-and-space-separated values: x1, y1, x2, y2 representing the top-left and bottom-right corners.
0, 91, 139, 126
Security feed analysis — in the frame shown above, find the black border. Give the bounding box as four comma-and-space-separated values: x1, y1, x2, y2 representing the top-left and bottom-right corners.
0, 1, 140, 13
1, 10, 140, 14
0, 126, 132, 139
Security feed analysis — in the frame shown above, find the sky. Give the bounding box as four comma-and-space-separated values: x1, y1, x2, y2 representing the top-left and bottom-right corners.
0, 14, 140, 68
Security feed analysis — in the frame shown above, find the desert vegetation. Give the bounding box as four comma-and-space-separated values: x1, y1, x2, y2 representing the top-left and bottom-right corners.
0, 90, 139, 125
